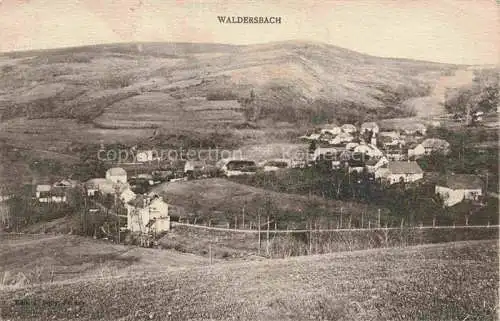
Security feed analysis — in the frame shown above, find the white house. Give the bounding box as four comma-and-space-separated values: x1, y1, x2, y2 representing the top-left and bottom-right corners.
35, 185, 52, 200
435, 174, 483, 207
354, 144, 371, 155
120, 188, 136, 204
337, 132, 354, 143
360, 122, 380, 134
126, 195, 170, 234
53, 179, 77, 188
375, 167, 390, 180
365, 156, 389, 173
136, 150, 159, 163
320, 124, 342, 136
106, 167, 127, 184
421, 138, 451, 155
184, 160, 206, 174
345, 142, 359, 151
299, 133, 321, 141
353, 144, 383, 158
35, 185, 67, 203
401, 123, 427, 136
340, 124, 357, 134
313, 147, 339, 161
49, 187, 67, 203
379, 131, 402, 147
379, 161, 424, 185
85, 178, 129, 197
379, 131, 400, 140
385, 144, 406, 161
407, 143, 426, 159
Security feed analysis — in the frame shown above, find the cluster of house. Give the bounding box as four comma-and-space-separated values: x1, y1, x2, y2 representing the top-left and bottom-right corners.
300, 121, 483, 207
27, 118, 484, 237
33, 167, 171, 235
85, 167, 170, 235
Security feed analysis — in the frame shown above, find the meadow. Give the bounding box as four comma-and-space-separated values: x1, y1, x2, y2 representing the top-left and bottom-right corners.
0, 240, 496, 321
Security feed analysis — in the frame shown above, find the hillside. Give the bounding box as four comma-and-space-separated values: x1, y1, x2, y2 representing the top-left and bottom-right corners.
0, 41, 458, 129
151, 178, 380, 228
0, 240, 497, 321
0, 234, 207, 287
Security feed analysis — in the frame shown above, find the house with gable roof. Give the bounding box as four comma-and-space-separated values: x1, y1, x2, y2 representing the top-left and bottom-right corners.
435, 174, 483, 207
376, 161, 424, 185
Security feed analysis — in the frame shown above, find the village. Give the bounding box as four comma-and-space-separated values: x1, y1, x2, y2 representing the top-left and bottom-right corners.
1, 3, 498, 319
4, 112, 493, 249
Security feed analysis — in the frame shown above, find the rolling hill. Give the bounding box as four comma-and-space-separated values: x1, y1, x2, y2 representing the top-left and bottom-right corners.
0, 40, 458, 130
0, 240, 497, 321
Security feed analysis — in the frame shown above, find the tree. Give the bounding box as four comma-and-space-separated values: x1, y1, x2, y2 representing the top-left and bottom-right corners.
445, 68, 499, 125
308, 140, 317, 154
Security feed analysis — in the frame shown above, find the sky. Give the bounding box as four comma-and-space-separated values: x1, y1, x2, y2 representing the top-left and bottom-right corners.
0, 0, 498, 65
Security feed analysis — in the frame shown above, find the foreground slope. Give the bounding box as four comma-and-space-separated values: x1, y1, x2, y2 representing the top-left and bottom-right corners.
0, 240, 497, 321
0, 234, 207, 286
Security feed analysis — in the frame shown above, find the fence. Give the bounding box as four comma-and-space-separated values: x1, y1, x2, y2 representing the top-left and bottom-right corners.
171, 221, 499, 233
168, 222, 499, 259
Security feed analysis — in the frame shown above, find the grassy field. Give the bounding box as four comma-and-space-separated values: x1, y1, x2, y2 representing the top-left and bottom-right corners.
0, 234, 208, 287
160, 224, 499, 259
0, 240, 497, 320
151, 178, 377, 228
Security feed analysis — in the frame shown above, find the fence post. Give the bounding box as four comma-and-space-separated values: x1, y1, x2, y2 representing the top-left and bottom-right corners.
377, 209, 381, 228
258, 213, 261, 255
309, 221, 313, 255
340, 207, 343, 229
242, 205, 245, 229
266, 216, 270, 257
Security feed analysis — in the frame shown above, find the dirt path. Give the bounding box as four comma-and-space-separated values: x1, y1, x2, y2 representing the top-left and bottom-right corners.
0, 234, 65, 247
406, 68, 475, 117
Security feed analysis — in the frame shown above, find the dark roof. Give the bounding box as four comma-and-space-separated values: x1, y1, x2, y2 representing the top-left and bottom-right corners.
50, 187, 67, 196
387, 161, 423, 174
438, 174, 483, 190
365, 158, 379, 166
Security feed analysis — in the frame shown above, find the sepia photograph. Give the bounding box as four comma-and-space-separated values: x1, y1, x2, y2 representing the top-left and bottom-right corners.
0, 0, 498, 320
